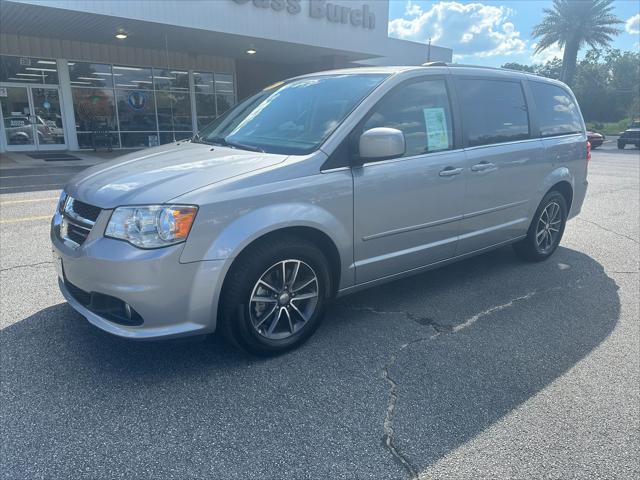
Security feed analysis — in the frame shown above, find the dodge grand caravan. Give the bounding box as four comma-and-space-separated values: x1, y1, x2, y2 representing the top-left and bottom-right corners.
51, 65, 589, 355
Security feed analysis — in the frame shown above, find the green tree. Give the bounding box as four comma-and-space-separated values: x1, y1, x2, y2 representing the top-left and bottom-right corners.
532, 0, 622, 85
501, 62, 536, 73
500, 48, 639, 123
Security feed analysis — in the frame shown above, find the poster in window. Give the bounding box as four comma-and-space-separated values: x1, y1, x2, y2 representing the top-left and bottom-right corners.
423, 107, 449, 151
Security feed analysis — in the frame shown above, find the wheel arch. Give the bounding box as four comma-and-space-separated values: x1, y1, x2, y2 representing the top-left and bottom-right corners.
223, 226, 343, 299
547, 180, 573, 211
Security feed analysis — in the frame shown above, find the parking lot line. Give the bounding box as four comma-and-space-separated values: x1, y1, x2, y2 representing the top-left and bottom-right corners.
0, 174, 70, 179
0, 184, 62, 190
0, 183, 62, 190
0, 215, 51, 225
0, 197, 58, 205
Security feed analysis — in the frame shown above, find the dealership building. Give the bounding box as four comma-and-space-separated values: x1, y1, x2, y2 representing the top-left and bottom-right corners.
0, 0, 451, 152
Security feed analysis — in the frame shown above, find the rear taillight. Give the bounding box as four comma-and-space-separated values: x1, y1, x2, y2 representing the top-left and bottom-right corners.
586, 140, 591, 162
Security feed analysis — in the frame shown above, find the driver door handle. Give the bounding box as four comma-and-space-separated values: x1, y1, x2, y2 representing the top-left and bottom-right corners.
439, 166, 464, 177
471, 161, 496, 172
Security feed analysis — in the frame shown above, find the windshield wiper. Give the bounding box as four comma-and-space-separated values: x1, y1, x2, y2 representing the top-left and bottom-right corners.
226, 140, 265, 153
208, 136, 264, 153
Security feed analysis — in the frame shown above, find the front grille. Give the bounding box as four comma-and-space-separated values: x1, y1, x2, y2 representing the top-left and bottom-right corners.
67, 222, 91, 245
71, 199, 101, 223
60, 196, 102, 246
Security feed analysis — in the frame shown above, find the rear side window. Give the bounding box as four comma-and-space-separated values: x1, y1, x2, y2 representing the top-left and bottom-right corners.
530, 82, 583, 137
362, 79, 454, 157
458, 79, 529, 147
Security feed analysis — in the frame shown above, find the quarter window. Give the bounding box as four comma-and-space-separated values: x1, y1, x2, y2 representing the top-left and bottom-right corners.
362, 79, 454, 157
458, 79, 529, 147
530, 82, 583, 137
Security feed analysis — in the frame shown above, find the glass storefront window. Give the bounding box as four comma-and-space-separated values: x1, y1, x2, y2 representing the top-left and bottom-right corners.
112, 65, 153, 89
216, 94, 235, 116
72, 88, 117, 132
195, 93, 217, 130
193, 72, 214, 93
120, 132, 160, 148
153, 68, 189, 91
69, 62, 113, 88
77, 132, 120, 149
160, 131, 192, 145
214, 73, 234, 95
0, 55, 59, 84
116, 90, 157, 132
156, 91, 192, 131
60, 61, 235, 149
193, 72, 235, 130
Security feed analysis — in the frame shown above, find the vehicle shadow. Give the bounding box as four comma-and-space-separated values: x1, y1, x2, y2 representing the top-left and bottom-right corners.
1, 246, 620, 479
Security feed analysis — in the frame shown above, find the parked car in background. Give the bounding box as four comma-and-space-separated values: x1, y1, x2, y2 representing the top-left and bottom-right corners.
618, 121, 640, 149
3, 114, 64, 145
587, 130, 604, 148
51, 65, 589, 355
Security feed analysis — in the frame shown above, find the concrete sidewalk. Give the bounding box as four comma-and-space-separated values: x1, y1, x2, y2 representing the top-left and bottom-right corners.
0, 149, 137, 171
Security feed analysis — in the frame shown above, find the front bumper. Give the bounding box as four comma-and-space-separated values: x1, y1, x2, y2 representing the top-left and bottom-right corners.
51, 211, 226, 340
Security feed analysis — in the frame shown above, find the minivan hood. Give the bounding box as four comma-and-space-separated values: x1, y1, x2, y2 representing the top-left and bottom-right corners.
66, 142, 287, 208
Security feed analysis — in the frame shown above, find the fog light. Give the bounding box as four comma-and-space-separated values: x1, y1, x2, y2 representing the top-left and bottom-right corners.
124, 303, 132, 320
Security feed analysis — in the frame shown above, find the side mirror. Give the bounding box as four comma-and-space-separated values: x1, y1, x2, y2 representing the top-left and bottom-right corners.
357, 127, 405, 163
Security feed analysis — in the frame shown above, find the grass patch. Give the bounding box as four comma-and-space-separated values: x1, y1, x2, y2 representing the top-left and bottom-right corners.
586, 119, 633, 136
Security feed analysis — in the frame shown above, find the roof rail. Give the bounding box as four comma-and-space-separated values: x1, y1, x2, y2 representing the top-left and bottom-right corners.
422, 61, 448, 67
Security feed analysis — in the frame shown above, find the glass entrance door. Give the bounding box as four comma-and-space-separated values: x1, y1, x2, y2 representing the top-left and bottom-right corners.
1, 86, 34, 150
31, 87, 66, 149
0, 85, 67, 151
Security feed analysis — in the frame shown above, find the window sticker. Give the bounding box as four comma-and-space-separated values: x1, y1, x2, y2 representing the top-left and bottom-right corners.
423, 107, 449, 151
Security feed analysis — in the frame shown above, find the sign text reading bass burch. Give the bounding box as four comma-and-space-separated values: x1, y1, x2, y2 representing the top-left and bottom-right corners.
232, 0, 376, 29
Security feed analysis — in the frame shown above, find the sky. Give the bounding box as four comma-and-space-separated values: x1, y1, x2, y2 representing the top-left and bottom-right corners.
388, 0, 640, 66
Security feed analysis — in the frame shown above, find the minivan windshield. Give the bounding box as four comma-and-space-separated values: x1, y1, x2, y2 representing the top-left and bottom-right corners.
194, 74, 388, 155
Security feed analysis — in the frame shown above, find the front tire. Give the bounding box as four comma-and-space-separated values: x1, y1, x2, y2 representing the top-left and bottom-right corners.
617, 141, 625, 149
219, 235, 331, 356
514, 191, 567, 262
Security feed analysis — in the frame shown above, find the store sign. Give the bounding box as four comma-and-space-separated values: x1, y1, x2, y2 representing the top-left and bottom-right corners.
127, 91, 148, 111
232, 0, 375, 29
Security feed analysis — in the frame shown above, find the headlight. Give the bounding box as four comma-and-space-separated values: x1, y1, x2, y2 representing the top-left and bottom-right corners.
105, 205, 198, 248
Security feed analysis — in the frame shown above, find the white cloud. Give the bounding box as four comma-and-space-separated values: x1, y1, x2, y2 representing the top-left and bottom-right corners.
531, 42, 564, 64
388, 1, 527, 59
625, 14, 640, 35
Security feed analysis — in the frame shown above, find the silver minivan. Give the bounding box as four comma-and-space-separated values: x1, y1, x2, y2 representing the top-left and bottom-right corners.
51, 65, 589, 355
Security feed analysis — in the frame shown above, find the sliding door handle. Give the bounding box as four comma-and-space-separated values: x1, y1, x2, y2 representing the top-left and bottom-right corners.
471, 161, 496, 172
439, 167, 463, 177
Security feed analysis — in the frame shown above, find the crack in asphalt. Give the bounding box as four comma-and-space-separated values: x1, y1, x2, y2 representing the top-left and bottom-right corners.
341, 284, 573, 479
0, 261, 53, 273
576, 218, 639, 245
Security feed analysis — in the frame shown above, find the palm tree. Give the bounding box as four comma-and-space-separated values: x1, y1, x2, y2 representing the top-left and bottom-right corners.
532, 0, 622, 85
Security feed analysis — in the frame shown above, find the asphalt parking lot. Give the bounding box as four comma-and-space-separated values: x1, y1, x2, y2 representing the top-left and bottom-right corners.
1, 141, 638, 479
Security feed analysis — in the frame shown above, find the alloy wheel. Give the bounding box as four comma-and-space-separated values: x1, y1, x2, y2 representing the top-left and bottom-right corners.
536, 201, 562, 254
249, 259, 319, 340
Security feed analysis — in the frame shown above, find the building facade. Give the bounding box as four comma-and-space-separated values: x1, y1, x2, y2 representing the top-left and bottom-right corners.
0, 0, 452, 152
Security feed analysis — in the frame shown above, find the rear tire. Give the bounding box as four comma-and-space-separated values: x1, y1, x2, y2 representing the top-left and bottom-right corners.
514, 191, 567, 262
219, 235, 331, 356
